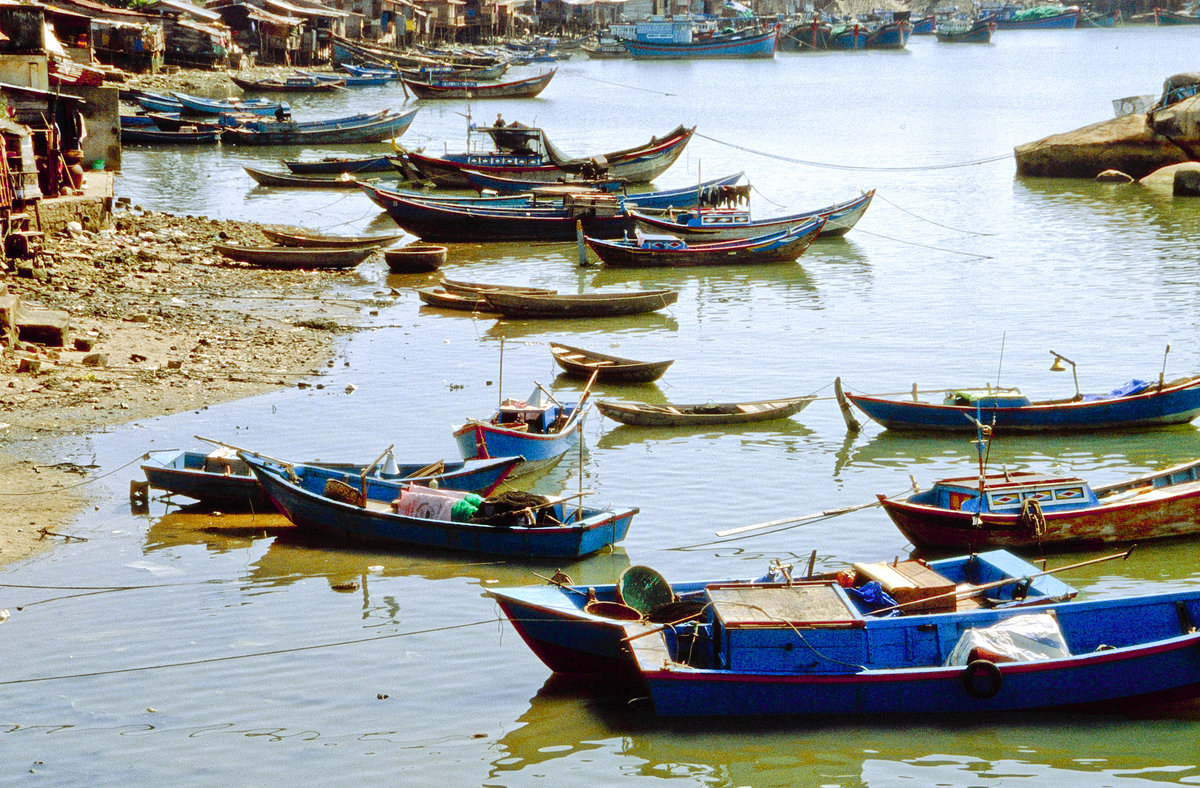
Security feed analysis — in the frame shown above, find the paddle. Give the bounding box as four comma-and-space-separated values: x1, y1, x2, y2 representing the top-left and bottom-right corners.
195, 435, 289, 466
714, 498, 887, 537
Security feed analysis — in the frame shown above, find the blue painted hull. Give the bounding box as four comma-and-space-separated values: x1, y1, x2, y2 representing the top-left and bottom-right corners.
846, 376, 1200, 432
911, 15, 936, 34
135, 92, 185, 113
453, 417, 584, 475
489, 550, 1077, 676
223, 108, 418, 146
866, 21, 911, 48
634, 590, 1200, 717
247, 455, 636, 558
141, 450, 522, 509
994, 9, 1079, 28
625, 27, 778, 58
830, 25, 869, 49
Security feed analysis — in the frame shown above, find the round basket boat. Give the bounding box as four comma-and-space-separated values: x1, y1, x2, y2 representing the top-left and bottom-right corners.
384, 243, 448, 273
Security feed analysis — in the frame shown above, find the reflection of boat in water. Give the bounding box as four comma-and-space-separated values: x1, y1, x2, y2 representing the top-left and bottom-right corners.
596, 417, 814, 450
143, 508, 294, 553
247, 532, 632, 591
482, 312, 680, 342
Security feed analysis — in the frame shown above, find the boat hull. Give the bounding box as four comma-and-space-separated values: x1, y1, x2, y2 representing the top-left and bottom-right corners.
845, 377, 1200, 432
625, 27, 778, 58
482, 289, 679, 318
452, 420, 582, 476
586, 221, 823, 268
994, 9, 1079, 29
632, 190, 873, 241
400, 69, 555, 99
596, 395, 814, 426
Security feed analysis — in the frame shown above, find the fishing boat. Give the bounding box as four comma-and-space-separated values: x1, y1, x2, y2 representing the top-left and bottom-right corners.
400, 69, 556, 99
243, 454, 637, 558
482, 289, 679, 318
396, 123, 694, 188
911, 14, 937, 33
585, 221, 824, 269
1078, 8, 1121, 26
936, 18, 997, 42
595, 395, 814, 427
452, 385, 593, 476
630, 189, 873, 240
121, 127, 221, 145
142, 112, 223, 131
244, 166, 363, 188
1154, 7, 1200, 24
829, 22, 869, 49
340, 63, 401, 78
440, 278, 556, 297
383, 244, 447, 273
364, 185, 634, 242
865, 19, 912, 48
261, 228, 403, 248
446, 172, 746, 212
462, 168, 623, 195
990, 4, 1081, 28
487, 549, 1079, 676
880, 457, 1200, 551
624, 26, 779, 58
841, 373, 1200, 432
626, 573, 1200, 717
550, 342, 673, 383
283, 154, 395, 175
228, 73, 345, 92
171, 91, 285, 116
416, 287, 494, 311
222, 108, 418, 145
212, 243, 375, 270
140, 447, 522, 509
133, 90, 184, 113
293, 69, 389, 87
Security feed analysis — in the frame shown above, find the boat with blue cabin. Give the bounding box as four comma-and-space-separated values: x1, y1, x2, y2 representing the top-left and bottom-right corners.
453, 385, 592, 476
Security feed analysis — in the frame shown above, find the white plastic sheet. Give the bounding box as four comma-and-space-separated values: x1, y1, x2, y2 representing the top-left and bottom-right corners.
945, 612, 1070, 666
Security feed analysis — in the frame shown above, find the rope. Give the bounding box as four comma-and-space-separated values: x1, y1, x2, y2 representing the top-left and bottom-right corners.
573, 73, 677, 97
0, 618, 496, 686
695, 132, 1013, 172
852, 228, 993, 260
872, 192, 994, 236
1020, 498, 1047, 537
0, 453, 147, 497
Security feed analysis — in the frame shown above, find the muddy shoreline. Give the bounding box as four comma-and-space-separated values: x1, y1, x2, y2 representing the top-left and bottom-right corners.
0, 202, 390, 566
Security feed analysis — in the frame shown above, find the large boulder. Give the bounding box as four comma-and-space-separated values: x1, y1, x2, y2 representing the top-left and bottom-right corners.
1015, 111, 1193, 180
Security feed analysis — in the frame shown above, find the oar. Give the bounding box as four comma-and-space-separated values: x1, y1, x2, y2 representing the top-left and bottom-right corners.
714, 498, 885, 537
195, 435, 289, 466
533, 381, 563, 408
869, 547, 1135, 616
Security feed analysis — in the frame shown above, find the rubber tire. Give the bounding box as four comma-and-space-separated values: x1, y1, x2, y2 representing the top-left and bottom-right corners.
961, 659, 1003, 700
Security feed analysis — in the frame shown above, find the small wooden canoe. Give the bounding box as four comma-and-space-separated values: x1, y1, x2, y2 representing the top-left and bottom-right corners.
262, 228, 404, 248
245, 166, 363, 188
483, 289, 679, 318
595, 395, 816, 427
550, 342, 673, 383
416, 286, 494, 311
213, 243, 374, 270
283, 154, 395, 175
440, 278, 556, 297
384, 244, 448, 273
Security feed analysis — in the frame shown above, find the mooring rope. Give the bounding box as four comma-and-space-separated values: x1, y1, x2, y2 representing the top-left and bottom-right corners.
573, 73, 677, 97
0, 618, 497, 685
851, 228, 993, 260
695, 132, 1013, 171
0, 453, 146, 497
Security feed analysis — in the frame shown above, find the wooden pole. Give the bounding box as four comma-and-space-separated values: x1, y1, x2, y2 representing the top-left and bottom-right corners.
498, 335, 504, 410
833, 377, 861, 433
576, 219, 587, 266
714, 498, 883, 537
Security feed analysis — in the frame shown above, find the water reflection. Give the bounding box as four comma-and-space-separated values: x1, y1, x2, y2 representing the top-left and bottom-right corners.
483, 313, 681, 341
596, 419, 814, 451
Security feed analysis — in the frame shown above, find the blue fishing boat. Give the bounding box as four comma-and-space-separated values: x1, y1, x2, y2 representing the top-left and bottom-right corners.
1154, 7, 1200, 24
628, 579, 1200, 717
842, 374, 1200, 432
223, 107, 418, 146
365, 184, 634, 242
171, 91, 286, 116
936, 17, 997, 43
121, 127, 221, 145
283, 154, 396, 175
585, 220, 825, 268
453, 385, 591, 476
294, 69, 389, 87
631, 189, 874, 240
140, 448, 523, 509
829, 22, 869, 49
987, 4, 1081, 28
625, 26, 778, 58
911, 14, 937, 33
455, 172, 747, 210
244, 454, 637, 558
133, 90, 184, 113
488, 550, 1079, 677
340, 63, 400, 78
865, 19, 912, 48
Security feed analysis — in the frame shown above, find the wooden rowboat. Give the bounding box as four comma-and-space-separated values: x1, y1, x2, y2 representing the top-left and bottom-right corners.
549, 342, 673, 383
383, 244, 447, 273
244, 166, 364, 188
283, 154, 395, 175
416, 287, 494, 311
228, 73, 345, 92
212, 243, 374, 270
261, 228, 404, 248
399, 68, 556, 100
585, 221, 824, 269
595, 395, 815, 427
482, 289, 679, 318
440, 278, 557, 297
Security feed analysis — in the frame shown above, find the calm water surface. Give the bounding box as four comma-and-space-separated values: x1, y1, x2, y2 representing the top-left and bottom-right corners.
5, 26, 1200, 786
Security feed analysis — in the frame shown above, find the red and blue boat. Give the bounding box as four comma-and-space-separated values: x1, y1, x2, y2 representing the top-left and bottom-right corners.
453, 386, 592, 476
628, 584, 1200, 717
624, 26, 778, 58
911, 14, 937, 33
865, 19, 912, 48
488, 550, 1079, 677
630, 188, 874, 240
842, 374, 1200, 432
585, 220, 825, 268
880, 457, 1200, 551
244, 454, 636, 558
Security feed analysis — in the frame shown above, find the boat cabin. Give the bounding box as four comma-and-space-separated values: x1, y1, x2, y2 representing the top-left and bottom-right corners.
925, 472, 1100, 515
668, 208, 752, 228
632, 230, 686, 250
942, 390, 1032, 407
494, 390, 576, 434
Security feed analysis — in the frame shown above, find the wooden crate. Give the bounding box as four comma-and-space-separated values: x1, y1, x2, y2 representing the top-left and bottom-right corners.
852, 560, 956, 613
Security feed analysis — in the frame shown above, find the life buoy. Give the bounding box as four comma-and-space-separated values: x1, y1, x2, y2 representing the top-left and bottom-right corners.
961, 659, 1003, 700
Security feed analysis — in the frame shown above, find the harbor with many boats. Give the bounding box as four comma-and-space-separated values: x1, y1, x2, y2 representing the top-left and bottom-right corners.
7, 15, 1200, 786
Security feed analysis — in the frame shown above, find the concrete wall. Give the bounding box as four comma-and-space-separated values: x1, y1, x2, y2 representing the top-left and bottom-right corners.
0, 53, 49, 91
63, 85, 121, 171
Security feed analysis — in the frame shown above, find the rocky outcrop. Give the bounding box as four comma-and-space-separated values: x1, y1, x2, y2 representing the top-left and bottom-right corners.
1014, 110, 1196, 180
